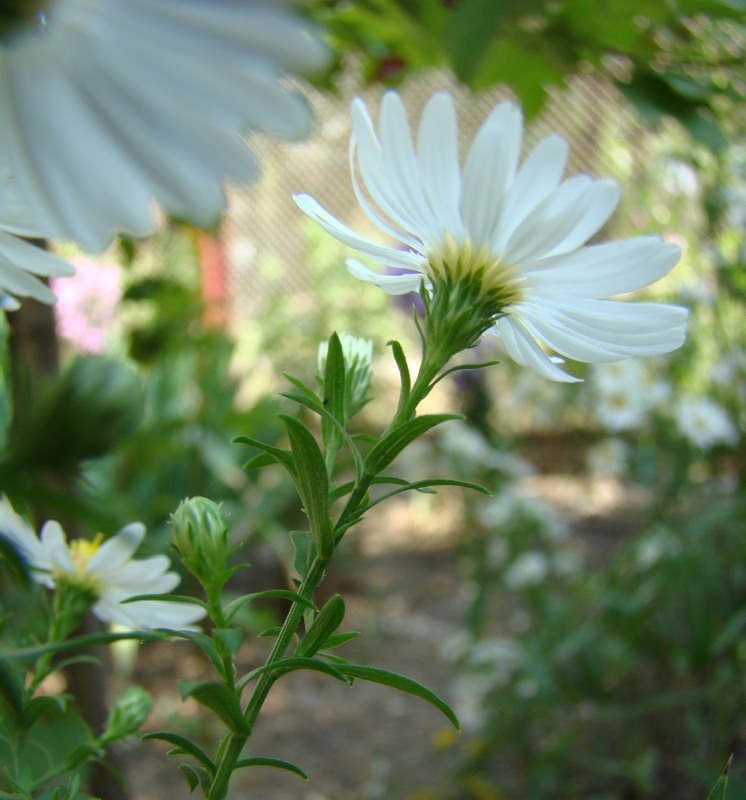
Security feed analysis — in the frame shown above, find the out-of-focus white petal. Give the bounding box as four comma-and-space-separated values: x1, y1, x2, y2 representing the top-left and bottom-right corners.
0, 496, 51, 578
86, 522, 145, 573
0, 0, 329, 252
497, 316, 582, 383
0, 231, 75, 307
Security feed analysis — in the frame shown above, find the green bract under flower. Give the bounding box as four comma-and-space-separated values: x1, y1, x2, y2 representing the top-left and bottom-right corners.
294, 91, 689, 382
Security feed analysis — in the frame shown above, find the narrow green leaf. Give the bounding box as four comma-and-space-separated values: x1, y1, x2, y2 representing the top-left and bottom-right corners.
0, 630, 168, 661
322, 332, 348, 448
366, 414, 462, 474
234, 435, 296, 476
142, 732, 216, 775
235, 757, 308, 780
321, 631, 360, 651
20, 694, 68, 730
0, 535, 31, 585
337, 664, 460, 730
363, 478, 491, 511
178, 763, 211, 794
120, 593, 208, 610
290, 530, 316, 580
214, 628, 244, 658
707, 756, 733, 800
178, 680, 247, 735
432, 360, 500, 387
239, 657, 349, 690
242, 452, 279, 471
297, 595, 346, 658
224, 590, 317, 623
281, 392, 364, 483
329, 475, 413, 504
258, 626, 283, 638
168, 631, 225, 677
280, 414, 334, 558
388, 340, 411, 414
0, 658, 24, 719
282, 372, 321, 402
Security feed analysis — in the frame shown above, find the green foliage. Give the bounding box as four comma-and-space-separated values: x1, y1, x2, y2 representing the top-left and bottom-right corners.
306, 0, 745, 147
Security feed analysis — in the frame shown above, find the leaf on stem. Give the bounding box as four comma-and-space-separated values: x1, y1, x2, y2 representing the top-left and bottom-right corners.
281, 414, 334, 558
336, 664, 461, 730
234, 435, 296, 476
142, 732, 216, 776
0, 657, 24, 720
290, 530, 316, 581
297, 595, 346, 658
224, 589, 317, 623
362, 478, 491, 512
178, 763, 212, 794
235, 757, 308, 780
167, 631, 226, 678
178, 680, 248, 735
388, 339, 411, 414
322, 331, 348, 448
238, 656, 350, 691
707, 756, 733, 800
0, 630, 168, 661
365, 414, 462, 474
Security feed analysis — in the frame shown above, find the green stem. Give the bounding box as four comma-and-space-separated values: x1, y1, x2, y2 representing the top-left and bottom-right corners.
207, 557, 328, 800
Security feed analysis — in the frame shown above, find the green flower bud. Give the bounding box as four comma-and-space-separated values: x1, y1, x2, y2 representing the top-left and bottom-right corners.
101, 687, 152, 744
170, 497, 232, 585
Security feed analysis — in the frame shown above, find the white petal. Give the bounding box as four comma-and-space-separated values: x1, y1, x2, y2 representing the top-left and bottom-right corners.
494, 134, 568, 252
87, 523, 145, 573
504, 177, 620, 264
521, 237, 682, 297
293, 194, 425, 269
417, 92, 464, 240
460, 102, 522, 248
0, 496, 50, 576
40, 521, 75, 574
347, 259, 425, 295
93, 597, 204, 631
496, 315, 581, 382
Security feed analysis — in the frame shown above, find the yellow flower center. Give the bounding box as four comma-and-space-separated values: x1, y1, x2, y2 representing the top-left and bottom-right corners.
57, 533, 105, 592
426, 234, 523, 307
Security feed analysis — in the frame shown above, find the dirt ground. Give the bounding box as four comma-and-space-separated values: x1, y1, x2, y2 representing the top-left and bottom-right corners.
121, 473, 647, 800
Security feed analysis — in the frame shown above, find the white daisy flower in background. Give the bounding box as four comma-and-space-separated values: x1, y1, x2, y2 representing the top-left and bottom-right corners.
0, 497, 205, 630
586, 437, 629, 478
0, 0, 329, 254
295, 91, 688, 382
674, 396, 740, 449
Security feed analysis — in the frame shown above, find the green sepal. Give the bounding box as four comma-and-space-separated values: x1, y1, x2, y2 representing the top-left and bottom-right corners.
214, 628, 244, 658
363, 478, 491, 511
238, 656, 350, 691
707, 756, 733, 800
336, 664, 460, 730
289, 530, 316, 580
0, 658, 24, 720
388, 339, 411, 415
297, 595, 346, 658
281, 392, 364, 482
321, 332, 347, 450
142, 732, 216, 775
235, 757, 308, 780
178, 763, 212, 794
280, 414, 334, 558
224, 590, 317, 623
178, 680, 247, 735
234, 435, 296, 476
0, 630, 168, 661
365, 414, 462, 474
167, 631, 225, 679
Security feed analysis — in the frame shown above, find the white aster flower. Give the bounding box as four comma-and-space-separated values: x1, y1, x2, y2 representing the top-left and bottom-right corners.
0, 497, 204, 630
0, 0, 328, 253
586, 437, 629, 478
504, 550, 550, 589
0, 229, 74, 308
295, 91, 688, 382
674, 396, 740, 449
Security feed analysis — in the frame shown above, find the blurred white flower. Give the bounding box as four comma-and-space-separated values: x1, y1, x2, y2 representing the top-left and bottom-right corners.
586, 437, 629, 477
0, 230, 74, 309
0, 497, 205, 630
594, 383, 648, 432
295, 90, 688, 382
504, 550, 550, 589
0, 0, 328, 252
674, 397, 740, 449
